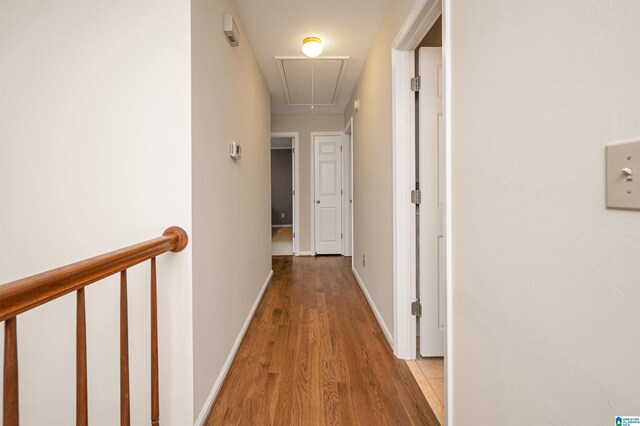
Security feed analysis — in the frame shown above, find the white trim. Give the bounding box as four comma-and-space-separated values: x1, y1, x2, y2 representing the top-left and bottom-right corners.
194, 270, 274, 426
351, 267, 393, 348
391, 0, 452, 422
271, 224, 292, 228
342, 117, 354, 258
349, 118, 354, 267
443, 0, 453, 422
310, 131, 344, 255
393, 0, 442, 50
271, 132, 300, 255
391, 48, 417, 361
297, 251, 315, 256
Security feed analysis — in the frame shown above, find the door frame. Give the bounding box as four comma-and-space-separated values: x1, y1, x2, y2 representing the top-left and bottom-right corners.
270, 132, 300, 255
342, 118, 354, 259
310, 131, 344, 255
391, 0, 453, 422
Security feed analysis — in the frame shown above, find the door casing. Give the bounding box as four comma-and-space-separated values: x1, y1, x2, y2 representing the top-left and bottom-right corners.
391, 0, 452, 422
271, 132, 300, 255
342, 118, 354, 259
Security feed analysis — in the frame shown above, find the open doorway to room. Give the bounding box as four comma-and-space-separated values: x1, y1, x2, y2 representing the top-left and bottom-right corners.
271, 132, 300, 256
391, 2, 448, 424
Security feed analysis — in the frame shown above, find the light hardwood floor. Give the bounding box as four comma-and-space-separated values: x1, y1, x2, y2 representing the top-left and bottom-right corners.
272, 226, 293, 256
206, 256, 437, 425
406, 357, 445, 425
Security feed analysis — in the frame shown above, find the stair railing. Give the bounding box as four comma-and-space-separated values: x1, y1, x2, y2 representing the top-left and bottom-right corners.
0, 226, 188, 426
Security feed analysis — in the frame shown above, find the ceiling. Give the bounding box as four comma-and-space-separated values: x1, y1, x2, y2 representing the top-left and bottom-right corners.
234, 0, 390, 114
276, 57, 348, 106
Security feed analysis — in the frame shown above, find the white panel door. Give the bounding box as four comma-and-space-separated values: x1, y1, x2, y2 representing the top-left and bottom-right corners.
419, 47, 445, 357
314, 134, 343, 254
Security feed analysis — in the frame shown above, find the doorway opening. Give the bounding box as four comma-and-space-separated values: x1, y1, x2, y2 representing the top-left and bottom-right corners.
271, 132, 300, 256
411, 16, 445, 423
391, 0, 449, 423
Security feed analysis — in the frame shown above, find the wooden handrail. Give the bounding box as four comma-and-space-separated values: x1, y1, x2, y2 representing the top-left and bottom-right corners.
0, 226, 188, 426
0, 226, 187, 322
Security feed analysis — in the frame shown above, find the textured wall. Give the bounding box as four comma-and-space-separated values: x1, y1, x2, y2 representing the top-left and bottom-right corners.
450, 1, 640, 423
343, 0, 418, 339
191, 0, 272, 420
0, 1, 193, 423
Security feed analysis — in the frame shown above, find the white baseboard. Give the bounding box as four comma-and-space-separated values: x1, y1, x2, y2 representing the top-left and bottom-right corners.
194, 270, 274, 426
271, 224, 292, 228
351, 267, 394, 348
297, 251, 315, 256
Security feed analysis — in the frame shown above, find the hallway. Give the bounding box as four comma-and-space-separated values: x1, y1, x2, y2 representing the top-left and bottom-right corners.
206, 256, 437, 425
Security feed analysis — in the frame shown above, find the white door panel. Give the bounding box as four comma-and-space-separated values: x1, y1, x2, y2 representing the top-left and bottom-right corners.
314, 134, 342, 254
320, 162, 336, 194
419, 47, 445, 357
319, 207, 338, 240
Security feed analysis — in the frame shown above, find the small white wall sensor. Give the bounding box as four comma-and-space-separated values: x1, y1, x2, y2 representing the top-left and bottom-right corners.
229, 141, 241, 160
223, 15, 240, 47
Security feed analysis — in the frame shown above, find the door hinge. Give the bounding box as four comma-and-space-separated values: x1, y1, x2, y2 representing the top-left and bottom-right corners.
341, 189, 343, 195
293, 189, 295, 196
411, 300, 422, 317
411, 76, 421, 92
411, 189, 421, 205
293, 232, 295, 238
340, 145, 343, 152
341, 233, 344, 239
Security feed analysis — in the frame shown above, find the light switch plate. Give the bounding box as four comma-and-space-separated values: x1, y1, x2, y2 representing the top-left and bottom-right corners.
606, 140, 640, 209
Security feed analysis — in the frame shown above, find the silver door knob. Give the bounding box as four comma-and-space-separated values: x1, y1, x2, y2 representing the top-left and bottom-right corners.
316, 200, 320, 204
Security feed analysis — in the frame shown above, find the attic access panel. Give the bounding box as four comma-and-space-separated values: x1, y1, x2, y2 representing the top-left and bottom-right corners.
276, 57, 349, 106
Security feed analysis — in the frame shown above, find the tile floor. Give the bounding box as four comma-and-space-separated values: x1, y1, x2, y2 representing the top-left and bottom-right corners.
406, 357, 445, 425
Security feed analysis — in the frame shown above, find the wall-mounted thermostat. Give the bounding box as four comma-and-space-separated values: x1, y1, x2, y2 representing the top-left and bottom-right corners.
229, 141, 241, 160
606, 140, 640, 209
223, 15, 240, 47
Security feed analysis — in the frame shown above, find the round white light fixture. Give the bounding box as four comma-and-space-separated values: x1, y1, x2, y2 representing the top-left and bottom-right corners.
301, 37, 323, 57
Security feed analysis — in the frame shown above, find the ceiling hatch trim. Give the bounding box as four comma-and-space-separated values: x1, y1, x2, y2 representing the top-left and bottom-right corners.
275, 56, 350, 106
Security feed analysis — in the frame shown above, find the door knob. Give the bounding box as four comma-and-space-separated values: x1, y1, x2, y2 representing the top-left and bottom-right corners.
316, 200, 320, 204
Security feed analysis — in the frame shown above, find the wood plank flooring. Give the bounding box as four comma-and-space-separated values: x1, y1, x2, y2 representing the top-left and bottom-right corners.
272, 227, 293, 256
206, 256, 437, 425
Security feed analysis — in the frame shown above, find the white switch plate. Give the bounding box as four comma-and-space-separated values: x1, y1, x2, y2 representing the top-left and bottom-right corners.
606, 140, 640, 209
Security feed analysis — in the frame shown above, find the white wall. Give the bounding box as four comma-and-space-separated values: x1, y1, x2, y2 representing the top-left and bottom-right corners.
271, 113, 344, 253
191, 0, 272, 420
0, 1, 193, 424
344, 0, 418, 339
451, 1, 640, 423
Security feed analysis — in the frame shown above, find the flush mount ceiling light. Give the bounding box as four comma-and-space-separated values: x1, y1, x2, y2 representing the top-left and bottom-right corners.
301, 37, 323, 57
